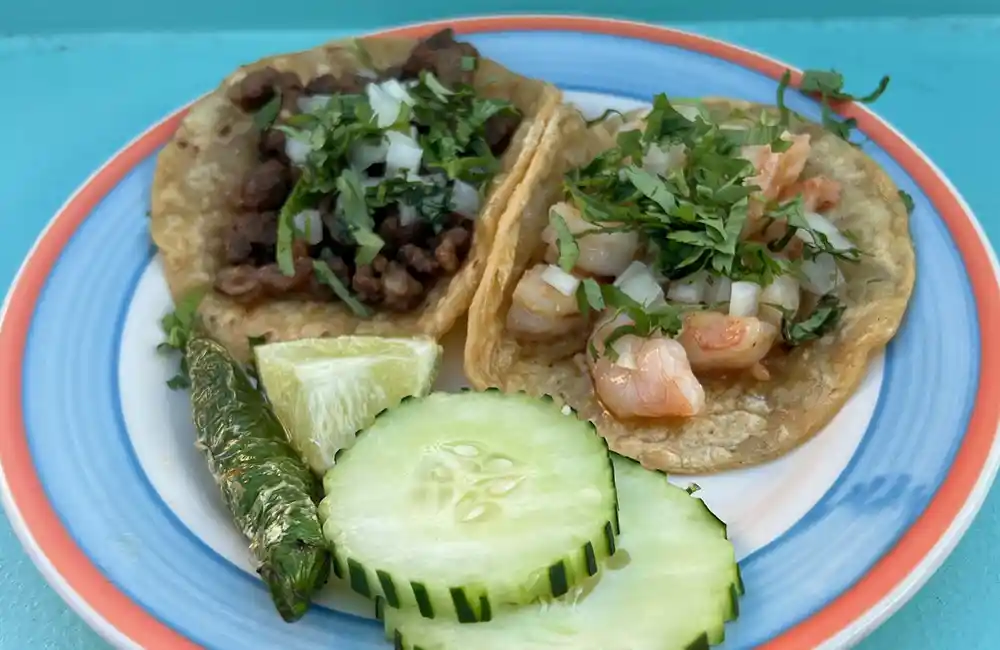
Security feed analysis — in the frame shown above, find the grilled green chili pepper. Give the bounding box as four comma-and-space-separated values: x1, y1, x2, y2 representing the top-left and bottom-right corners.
186, 335, 330, 622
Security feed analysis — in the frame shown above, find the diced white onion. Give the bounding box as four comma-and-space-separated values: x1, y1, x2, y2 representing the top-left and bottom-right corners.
666, 272, 708, 304
800, 254, 844, 295
613, 261, 646, 288
614, 261, 664, 306
642, 143, 686, 178
349, 140, 389, 171
297, 94, 332, 114
729, 281, 762, 317
450, 181, 481, 219
292, 209, 324, 245
795, 211, 856, 252
357, 68, 378, 80
385, 131, 423, 176
540, 265, 582, 297
398, 203, 420, 227
366, 83, 403, 128
673, 104, 702, 121
760, 274, 801, 314
409, 172, 446, 187
379, 79, 416, 106
611, 339, 638, 370
284, 137, 311, 165
707, 276, 732, 304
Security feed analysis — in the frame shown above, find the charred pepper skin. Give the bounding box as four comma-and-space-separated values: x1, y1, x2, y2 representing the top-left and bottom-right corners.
186, 335, 330, 622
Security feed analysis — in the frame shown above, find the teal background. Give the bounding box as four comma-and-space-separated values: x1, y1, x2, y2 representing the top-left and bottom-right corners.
1, 11, 998, 650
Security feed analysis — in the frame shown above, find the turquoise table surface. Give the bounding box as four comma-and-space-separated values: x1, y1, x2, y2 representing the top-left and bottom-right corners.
2, 15, 999, 650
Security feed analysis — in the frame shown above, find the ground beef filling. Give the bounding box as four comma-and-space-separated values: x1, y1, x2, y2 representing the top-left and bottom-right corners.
217, 29, 507, 313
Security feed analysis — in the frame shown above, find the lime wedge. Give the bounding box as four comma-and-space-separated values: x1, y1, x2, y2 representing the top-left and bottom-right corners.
255, 336, 442, 474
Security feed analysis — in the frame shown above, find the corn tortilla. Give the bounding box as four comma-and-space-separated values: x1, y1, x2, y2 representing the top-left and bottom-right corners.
151, 34, 562, 361
465, 99, 916, 474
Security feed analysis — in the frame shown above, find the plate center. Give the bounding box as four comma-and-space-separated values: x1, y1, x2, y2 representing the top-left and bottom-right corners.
118, 89, 882, 617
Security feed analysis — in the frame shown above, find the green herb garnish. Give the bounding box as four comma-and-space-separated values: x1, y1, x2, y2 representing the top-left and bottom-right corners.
898, 189, 915, 215
275, 178, 311, 276
549, 209, 580, 272
777, 68, 890, 141
776, 70, 792, 126
576, 277, 605, 314
157, 288, 207, 389
335, 169, 384, 264
799, 70, 890, 104
312, 259, 373, 317
781, 294, 846, 345
460, 55, 478, 72
253, 89, 283, 131
268, 70, 518, 274
584, 108, 625, 128
597, 285, 685, 361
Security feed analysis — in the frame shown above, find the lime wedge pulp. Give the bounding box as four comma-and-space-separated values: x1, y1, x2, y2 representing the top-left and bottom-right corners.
254, 336, 442, 475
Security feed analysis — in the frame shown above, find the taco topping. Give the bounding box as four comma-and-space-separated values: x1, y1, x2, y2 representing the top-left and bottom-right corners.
218, 29, 522, 315
508, 94, 871, 420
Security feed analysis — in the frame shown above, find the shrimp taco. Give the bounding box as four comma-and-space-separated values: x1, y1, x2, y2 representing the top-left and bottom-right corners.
151, 29, 561, 360
465, 93, 915, 473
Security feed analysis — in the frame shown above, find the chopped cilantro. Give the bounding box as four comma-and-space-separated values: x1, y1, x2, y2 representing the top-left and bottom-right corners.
460, 55, 477, 72
781, 294, 845, 345
898, 189, 915, 215
776, 70, 793, 126
799, 70, 890, 104
584, 108, 625, 128
777, 68, 890, 141
312, 259, 373, 317
335, 169, 384, 264
549, 209, 579, 272
275, 178, 312, 276
253, 89, 282, 131
157, 288, 206, 389
598, 286, 686, 360
576, 277, 605, 314
574, 283, 686, 361
561, 91, 862, 294
268, 70, 518, 275
422, 71, 454, 101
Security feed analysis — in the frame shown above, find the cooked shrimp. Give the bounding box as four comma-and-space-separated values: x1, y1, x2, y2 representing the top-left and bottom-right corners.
506, 264, 585, 341
587, 313, 705, 418
743, 133, 812, 202
542, 202, 639, 277
742, 133, 812, 233
779, 176, 842, 212
677, 311, 779, 372
750, 175, 843, 256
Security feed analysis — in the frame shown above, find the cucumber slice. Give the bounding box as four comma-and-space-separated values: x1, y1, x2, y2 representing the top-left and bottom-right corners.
383, 455, 741, 649
318, 391, 619, 622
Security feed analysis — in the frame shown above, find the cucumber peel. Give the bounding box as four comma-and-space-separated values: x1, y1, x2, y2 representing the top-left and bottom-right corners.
383, 454, 742, 649
318, 391, 619, 622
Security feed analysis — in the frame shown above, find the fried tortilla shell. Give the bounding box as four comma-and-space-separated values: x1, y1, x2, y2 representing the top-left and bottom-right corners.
151, 33, 561, 361
465, 99, 916, 474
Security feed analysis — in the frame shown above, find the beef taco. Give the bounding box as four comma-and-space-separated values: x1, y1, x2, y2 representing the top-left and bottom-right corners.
465, 95, 915, 473
151, 29, 561, 360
